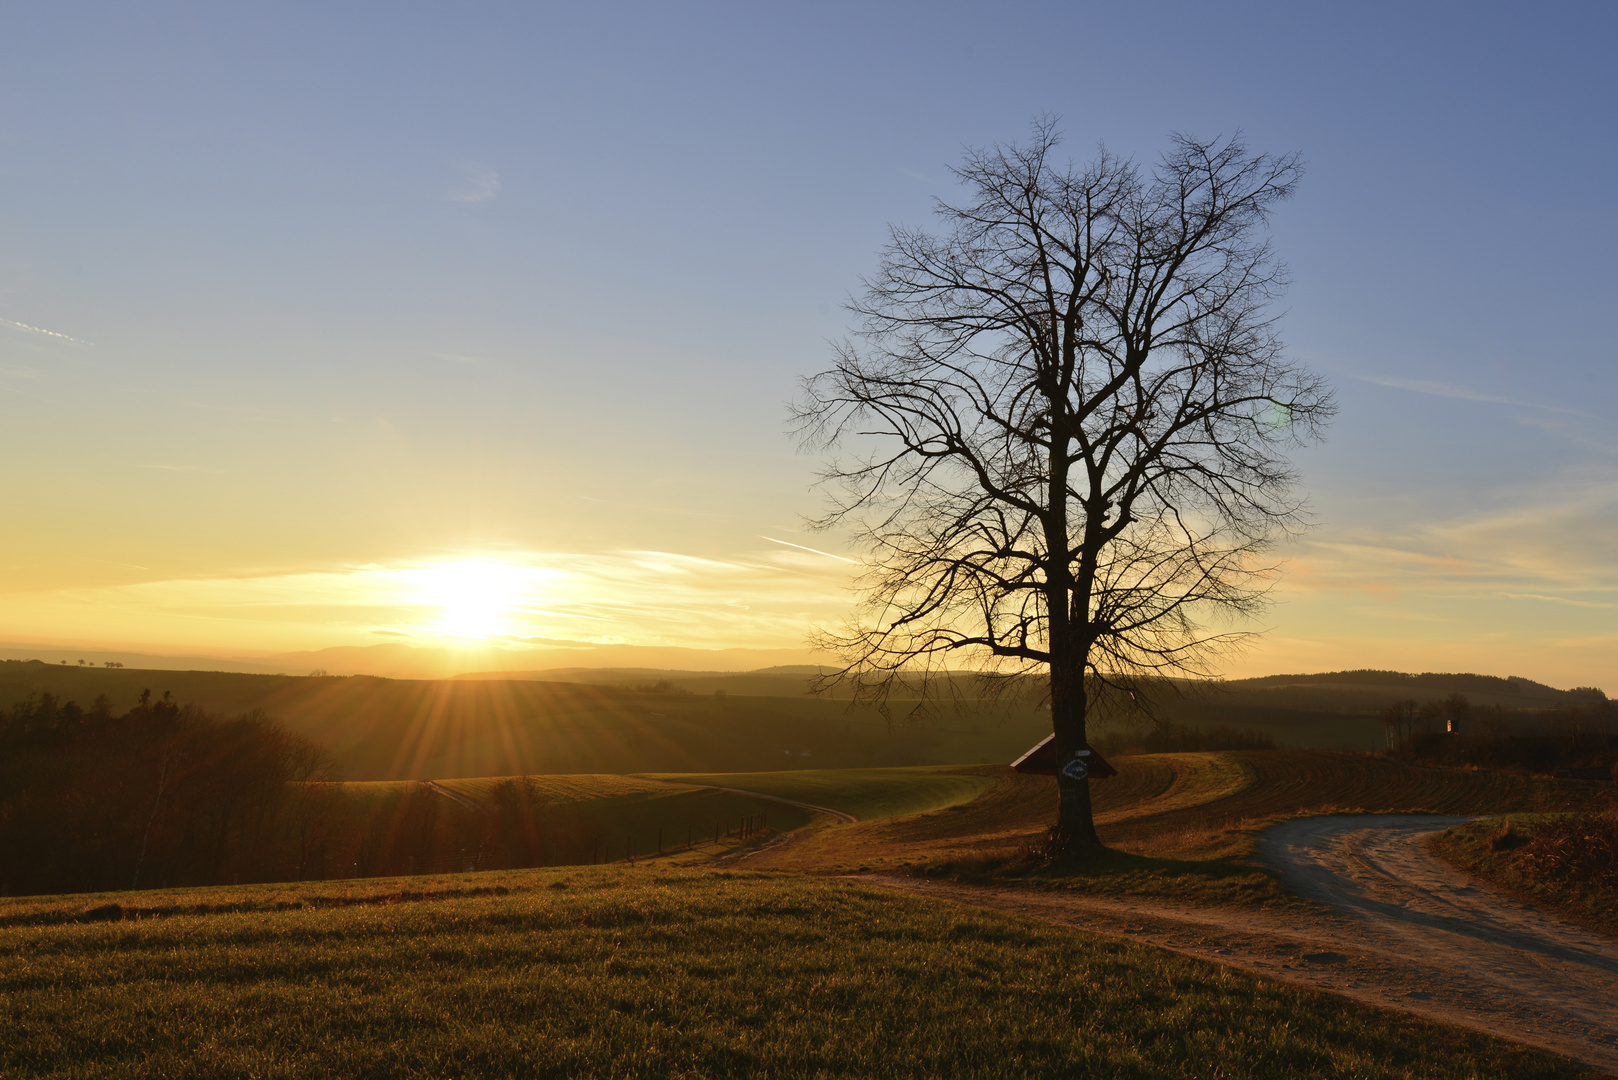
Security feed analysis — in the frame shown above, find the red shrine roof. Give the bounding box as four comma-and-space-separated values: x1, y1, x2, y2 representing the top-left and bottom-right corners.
1010, 734, 1118, 779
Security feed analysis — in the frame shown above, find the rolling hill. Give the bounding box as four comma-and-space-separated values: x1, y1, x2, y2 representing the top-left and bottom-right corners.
1, 660, 1599, 782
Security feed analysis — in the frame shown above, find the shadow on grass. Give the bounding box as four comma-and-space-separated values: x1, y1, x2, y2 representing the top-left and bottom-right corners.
910, 845, 1300, 908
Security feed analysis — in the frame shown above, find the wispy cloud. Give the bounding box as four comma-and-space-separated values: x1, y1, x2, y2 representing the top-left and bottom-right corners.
1513, 412, 1618, 455
1501, 593, 1616, 609
1347, 372, 1585, 416
1281, 466, 1618, 602
446, 166, 501, 204
0, 317, 91, 345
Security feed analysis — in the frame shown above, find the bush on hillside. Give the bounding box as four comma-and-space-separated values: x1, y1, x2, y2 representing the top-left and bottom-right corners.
1513, 811, 1618, 894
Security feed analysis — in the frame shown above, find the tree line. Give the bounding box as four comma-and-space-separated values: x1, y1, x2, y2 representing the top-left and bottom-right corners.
1379, 691, 1617, 776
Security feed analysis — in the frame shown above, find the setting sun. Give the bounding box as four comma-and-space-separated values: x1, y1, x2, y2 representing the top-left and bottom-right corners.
414, 560, 528, 639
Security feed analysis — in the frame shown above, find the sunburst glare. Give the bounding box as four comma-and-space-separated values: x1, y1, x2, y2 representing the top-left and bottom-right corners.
413, 560, 537, 640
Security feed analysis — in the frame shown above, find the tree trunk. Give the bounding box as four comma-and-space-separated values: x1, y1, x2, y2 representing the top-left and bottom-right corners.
1049, 651, 1102, 856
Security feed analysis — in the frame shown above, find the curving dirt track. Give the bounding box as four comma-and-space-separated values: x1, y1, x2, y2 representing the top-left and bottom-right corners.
871, 814, 1618, 1074
1098, 751, 1600, 852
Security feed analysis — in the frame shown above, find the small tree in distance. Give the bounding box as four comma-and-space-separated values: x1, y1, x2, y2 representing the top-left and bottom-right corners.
795, 120, 1333, 856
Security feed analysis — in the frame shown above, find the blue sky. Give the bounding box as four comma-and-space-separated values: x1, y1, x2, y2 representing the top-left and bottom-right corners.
1, 2, 1614, 687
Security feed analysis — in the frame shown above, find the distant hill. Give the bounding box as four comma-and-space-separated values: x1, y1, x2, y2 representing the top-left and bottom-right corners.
0, 660, 1049, 780
1229, 669, 1568, 700
0, 660, 1601, 780
0, 640, 823, 680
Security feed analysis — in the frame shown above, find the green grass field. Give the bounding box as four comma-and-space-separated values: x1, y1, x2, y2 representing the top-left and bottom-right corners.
0, 867, 1584, 1079
435, 774, 687, 803
334, 775, 814, 871
648, 766, 997, 821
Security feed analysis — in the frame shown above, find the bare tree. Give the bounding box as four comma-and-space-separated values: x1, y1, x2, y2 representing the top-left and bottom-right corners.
795, 121, 1332, 854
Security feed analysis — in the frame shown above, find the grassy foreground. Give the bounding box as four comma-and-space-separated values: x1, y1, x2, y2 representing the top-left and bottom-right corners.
0, 867, 1586, 1079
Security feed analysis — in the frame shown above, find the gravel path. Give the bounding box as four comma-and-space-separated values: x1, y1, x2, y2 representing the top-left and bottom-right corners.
866, 814, 1618, 1074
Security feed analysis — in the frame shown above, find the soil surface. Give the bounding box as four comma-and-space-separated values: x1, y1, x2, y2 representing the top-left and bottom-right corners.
867, 814, 1618, 1075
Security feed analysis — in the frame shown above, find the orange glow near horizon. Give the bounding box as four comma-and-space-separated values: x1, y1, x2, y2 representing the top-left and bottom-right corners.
0, 537, 1611, 691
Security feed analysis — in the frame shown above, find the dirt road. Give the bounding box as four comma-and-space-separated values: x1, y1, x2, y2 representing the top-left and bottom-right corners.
869, 814, 1618, 1074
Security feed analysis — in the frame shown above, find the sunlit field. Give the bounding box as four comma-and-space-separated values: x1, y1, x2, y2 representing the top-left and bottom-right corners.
0, 868, 1583, 1080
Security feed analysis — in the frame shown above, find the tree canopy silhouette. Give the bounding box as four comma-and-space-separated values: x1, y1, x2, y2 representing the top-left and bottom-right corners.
796, 121, 1333, 853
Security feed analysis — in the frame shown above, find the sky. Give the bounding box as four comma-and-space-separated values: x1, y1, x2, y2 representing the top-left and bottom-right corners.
1, 1, 1614, 689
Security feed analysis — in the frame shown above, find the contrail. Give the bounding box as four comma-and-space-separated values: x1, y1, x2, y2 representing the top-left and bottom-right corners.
758, 536, 858, 564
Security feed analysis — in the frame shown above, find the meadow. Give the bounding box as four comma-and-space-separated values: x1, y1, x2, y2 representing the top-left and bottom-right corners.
5, 735, 1616, 1077
336, 774, 816, 875
0, 868, 1586, 1079
292, 749, 1614, 915
643, 766, 997, 822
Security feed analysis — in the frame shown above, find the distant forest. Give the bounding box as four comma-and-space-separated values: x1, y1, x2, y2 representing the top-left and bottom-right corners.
0, 692, 608, 897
